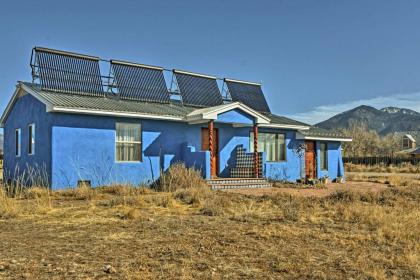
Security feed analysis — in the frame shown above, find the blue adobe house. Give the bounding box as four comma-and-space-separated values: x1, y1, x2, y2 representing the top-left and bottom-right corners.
1, 47, 351, 189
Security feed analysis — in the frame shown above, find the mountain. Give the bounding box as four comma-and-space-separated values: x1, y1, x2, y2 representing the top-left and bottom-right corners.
316, 105, 420, 135
380, 107, 420, 116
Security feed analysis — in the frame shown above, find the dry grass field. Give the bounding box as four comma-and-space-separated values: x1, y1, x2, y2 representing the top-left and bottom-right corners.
345, 163, 420, 174
0, 165, 419, 279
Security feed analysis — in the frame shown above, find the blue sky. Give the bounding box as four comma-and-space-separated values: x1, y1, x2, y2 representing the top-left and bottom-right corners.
1, 0, 420, 124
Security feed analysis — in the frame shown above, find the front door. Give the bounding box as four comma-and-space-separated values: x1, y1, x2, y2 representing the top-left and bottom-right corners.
201, 127, 219, 177
305, 141, 317, 179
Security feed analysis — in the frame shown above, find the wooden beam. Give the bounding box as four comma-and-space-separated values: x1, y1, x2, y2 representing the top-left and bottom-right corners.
253, 124, 259, 178
209, 121, 214, 177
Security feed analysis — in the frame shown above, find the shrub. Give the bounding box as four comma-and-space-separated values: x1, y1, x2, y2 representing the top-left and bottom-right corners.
144, 194, 174, 208
328, 189, 359, 203
154, 163, 208, 192
200, 195, 231, 216
98, 185, 133, 196
117, 206, 141, 220
99, 195, 142, 207
174, 186, 211, 206
56, 185, 97, 200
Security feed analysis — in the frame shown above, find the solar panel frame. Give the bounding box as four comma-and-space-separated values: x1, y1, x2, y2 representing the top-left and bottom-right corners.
173, 70, 223, 107
34, 47, 104, 96
225, 79, 271, 113
111, 60, 170, 103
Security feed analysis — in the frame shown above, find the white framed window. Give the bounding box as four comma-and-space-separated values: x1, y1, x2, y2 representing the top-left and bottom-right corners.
28, 123, 35, 155
250, 132, 286, 162
15, 128, 21, 157
320, 142, 328, 170
116, 123, 142, 162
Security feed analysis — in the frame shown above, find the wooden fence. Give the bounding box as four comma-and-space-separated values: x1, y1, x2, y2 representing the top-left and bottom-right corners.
343, 156, 420, 166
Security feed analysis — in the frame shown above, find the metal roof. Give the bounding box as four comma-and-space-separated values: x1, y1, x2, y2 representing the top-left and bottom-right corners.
397, 147, 420, 155
262, 113, 309, 127
11, 82, 312, 130
299, 126, 351, 139
23, 83, 195, 118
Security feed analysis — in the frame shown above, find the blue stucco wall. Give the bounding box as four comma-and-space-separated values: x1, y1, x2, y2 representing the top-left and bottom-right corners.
215, 125, 306, 181
50, 114, 208, 188
262, 129, 305, 182
182, 143, 211, 179
216, 109, 254, 125
316, 141, 343, 180
3, 93, 52, 184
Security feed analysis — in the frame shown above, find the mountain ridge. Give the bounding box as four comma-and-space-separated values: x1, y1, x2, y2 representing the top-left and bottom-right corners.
316, 105, 420, 135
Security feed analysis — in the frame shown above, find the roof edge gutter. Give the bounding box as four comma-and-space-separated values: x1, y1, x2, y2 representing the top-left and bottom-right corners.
259, 123, 310, 130
51, 107, 185, 121
296, 133, 353, 142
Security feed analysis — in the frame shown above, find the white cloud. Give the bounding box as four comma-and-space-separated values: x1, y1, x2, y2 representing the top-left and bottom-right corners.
287, 92, 420, 125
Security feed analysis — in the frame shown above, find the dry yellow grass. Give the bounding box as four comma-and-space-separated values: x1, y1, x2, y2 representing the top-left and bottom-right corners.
346, 163, 420, 173
0, 166, 419, 279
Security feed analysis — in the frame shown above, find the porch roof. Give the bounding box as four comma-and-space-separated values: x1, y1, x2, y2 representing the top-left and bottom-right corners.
185, 102, 271, 125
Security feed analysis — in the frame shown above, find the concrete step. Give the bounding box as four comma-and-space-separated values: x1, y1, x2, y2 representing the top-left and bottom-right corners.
207, 178, 272, 190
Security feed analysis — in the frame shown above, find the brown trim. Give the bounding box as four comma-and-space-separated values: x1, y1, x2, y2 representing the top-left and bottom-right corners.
253, 124, 259, 178
305, 140, 316, 179
201, 126, 219, 177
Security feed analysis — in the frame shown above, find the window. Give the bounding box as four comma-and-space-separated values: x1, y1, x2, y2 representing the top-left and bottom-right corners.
28, 124, 35, 155
116, 123, 142, 162
15, 128, 21, 157
320, 142, 328, 170
250, 132, 286, 162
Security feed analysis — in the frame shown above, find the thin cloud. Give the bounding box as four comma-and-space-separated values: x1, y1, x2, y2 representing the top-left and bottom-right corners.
287, 92, 420, 125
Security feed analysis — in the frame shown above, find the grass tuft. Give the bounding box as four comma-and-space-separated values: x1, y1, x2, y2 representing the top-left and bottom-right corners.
154, 163, 208, 192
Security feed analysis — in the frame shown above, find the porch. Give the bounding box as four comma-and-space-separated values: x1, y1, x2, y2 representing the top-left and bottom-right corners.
184, 102, 271, 181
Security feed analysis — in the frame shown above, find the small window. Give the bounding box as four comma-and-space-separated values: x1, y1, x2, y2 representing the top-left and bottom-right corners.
15, 128, 21, 157
250, 132, 286, 162
116, 123, 142, 162
28, 124, 35, 155
320, 142, 328, 170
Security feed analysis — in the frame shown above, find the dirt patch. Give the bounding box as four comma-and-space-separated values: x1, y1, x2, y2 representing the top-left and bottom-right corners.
225, 181, 388, 197
0, 183, 418, 279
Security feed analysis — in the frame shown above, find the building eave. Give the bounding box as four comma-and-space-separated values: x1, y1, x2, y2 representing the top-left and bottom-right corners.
296, 132, 352, 142
259, 123, 311, 130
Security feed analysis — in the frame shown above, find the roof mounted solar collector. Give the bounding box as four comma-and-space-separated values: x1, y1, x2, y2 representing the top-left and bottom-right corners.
110, 60, 170, 103
173, 70, 223, 107
224, 78, 270, 113
33, 47, 104, 96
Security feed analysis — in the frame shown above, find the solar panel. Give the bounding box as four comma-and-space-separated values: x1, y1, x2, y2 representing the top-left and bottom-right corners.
225, 79, 270, 113
173, 70, 223, 107
111, 60, 170, 103
34, 47, 104, 96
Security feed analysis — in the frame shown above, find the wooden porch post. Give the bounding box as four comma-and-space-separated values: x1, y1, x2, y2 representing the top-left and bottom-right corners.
209, 121, 214, 177
253, 124, 259, 178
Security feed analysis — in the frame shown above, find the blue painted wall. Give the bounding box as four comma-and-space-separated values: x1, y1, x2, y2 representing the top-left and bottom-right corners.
182, 143, 210, 179
216, 109, 254, 125
261, 129, 305, 182
3, 93, 52, 184
316, 141, 342, 180
50, 114, 207, 188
